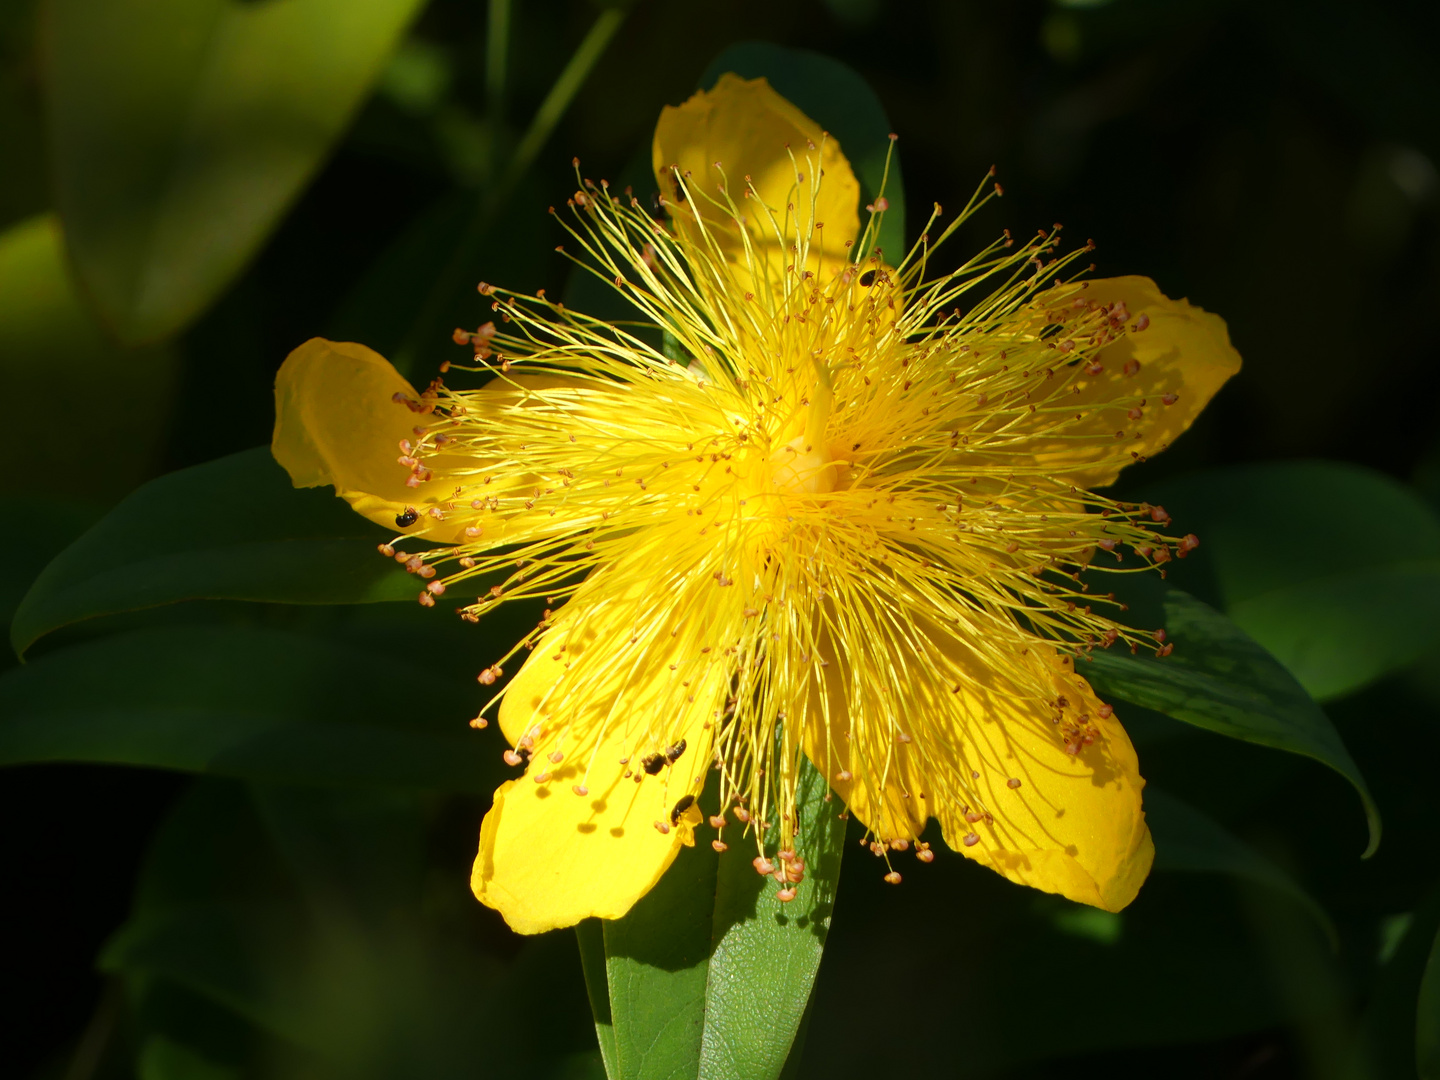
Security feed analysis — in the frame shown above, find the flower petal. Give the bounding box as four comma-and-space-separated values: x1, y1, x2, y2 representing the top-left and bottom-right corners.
802, 617, 1152, 911
652, 73, 861, 256
272, 338, 471, 541
472, 575, 733, 934
1032, 276, 1241, 488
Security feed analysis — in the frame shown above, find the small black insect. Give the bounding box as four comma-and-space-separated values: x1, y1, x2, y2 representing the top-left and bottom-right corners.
858, 269, 877, 287
395, 506, 419, 528
670, 794, 696, 825
649, 191, 666, 220
664, 739, 687, 765
670, 173, 687, 203
642, 753, 665, 776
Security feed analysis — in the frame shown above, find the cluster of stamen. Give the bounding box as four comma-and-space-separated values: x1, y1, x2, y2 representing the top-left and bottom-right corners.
373, 138, 1195, 894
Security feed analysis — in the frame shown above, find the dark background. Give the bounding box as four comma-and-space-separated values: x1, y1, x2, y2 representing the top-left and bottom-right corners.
4, 0, 1439, 1077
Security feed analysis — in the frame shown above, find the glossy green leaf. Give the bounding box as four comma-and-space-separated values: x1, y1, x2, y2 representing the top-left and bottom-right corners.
699, 43, 905, 263
1145, 787, 1335, 946
10, 448, 415, 655
0, 213, 178, 498
0, 624, 496, 791
1143, 461, 1440, 701
597, 757, 845, 1080
43, 0, 424, 344
1083, 581, 1380, 855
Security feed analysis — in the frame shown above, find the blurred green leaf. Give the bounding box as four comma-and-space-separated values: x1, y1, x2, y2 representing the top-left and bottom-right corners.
1146, 787, 1335, 946
1084, 581, 1380, 856
1144, 460, 1440, 701
597, 758, 844, 1080
10, 448, 415, 655
0, 624, 496, 791
1350, 882, 1440, 1080
1422, 920, 1440, 1079
110, 779, 600, 1079
699, 43, 906, 263
42, 0, 424, 345
0, 213, 178, 498
138, 1035, 242, 1080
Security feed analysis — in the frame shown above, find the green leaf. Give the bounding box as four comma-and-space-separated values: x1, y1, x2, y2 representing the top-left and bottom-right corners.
699, 43, 906, 263
43, 0, 424, 344
1083, 581, 1380, 856
1350, 881, 1440, 1080
0, 624, 498, 791
10, 448, 415, 655
598, 757, 846, 1080
1422, 920, 1440, 1080
1142, 460, 1440, 701
1145, 787, 1336, 946
0, 213, 179, 499
107, 779, 599, 1078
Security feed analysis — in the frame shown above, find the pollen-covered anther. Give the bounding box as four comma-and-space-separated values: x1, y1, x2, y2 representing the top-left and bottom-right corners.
417, 591, 435, 607
835, 769, 852, 782
377, 543, 395, 557
572, 785, 588, 796
712, 840, 728, 852
915, 842, 935, 863
890, 838, 911, 852
477, 665, 503, 685
469, 716, 489, 729
753, 856, 776, 876
734, 807, 752, 824
1177, 533, 1200, 557
776, 886, 797, 902
549, 751, 565, 764
503, 750, 523, 767
426, 580, 446, 595
709, 815, 726, 828
963, 833, 981, 847
1007, 777, 1022, 789
883, 871, 902, 885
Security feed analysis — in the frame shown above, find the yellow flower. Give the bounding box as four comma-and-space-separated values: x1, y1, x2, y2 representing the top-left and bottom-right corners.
273, 74, 1240, 934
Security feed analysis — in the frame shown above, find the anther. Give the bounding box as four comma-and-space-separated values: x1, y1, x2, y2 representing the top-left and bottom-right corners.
777, 886, 797, 902
654, 821, 670, 834
712, 840, 728, 852
417, 591, 435, 607
963, 833, 980, 847
753, 856, 775, 875
1007, 777, 1022, 789
503, 750, 523, 766
549, 751, 564, 763
427, 580, 445, 595
883, 871, 902, 885
572, 784, 588, 796
469, 716, 488, 729
709, 815, 727, 828
377, 543, 395, 557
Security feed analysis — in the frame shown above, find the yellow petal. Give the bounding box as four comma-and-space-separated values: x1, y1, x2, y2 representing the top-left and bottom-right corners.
1031, 277, 1241, 488
652, 73, 861, 257
272, 338, 471, 542
472, 575, 733, 934
802, 622, 1152, 911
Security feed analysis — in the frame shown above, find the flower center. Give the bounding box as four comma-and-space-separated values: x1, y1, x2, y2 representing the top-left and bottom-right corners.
769, 435, 839, 495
